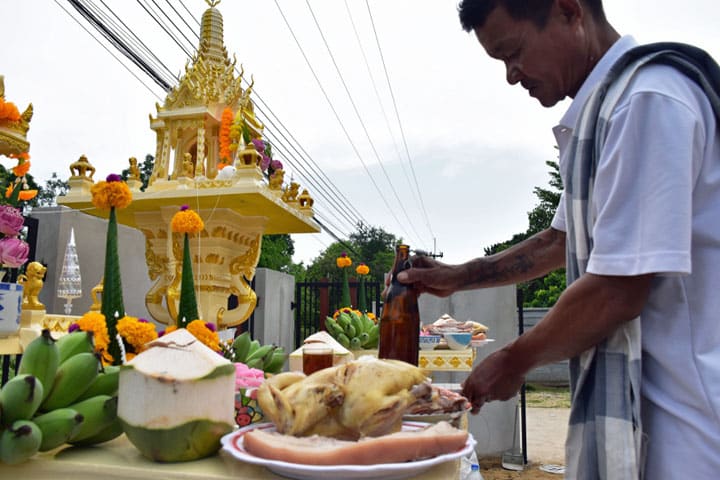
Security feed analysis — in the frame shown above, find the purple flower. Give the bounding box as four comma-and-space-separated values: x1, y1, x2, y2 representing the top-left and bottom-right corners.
0, 237, 29, 268
0, 205, 24, 236
251, 139, 265, 153
270, 160, 283, 171
260, 155, 271, 171
138, 318, 149, 323
68, 323, 80, 333
180, 205, 189, 211
205, 322, 216, 332
106, 174, 122, 182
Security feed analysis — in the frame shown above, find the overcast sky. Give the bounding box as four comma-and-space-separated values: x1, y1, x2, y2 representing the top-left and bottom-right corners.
3, 0, 720, 267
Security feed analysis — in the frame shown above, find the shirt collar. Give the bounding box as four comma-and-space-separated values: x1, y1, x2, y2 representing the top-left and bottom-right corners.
556, 35, 639, 131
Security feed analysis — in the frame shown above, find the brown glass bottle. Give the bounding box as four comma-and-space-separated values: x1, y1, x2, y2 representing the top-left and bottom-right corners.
378, 244, 420, 365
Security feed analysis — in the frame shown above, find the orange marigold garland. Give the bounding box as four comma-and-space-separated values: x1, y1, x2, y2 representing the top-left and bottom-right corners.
219, 107, 234, 163
0, 98, 21, 122
71, 312, 113, 365
117, 316, 158, 359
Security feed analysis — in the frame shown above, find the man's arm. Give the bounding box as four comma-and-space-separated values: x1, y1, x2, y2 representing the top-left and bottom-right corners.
461, 271, 654, 411
398, 227, 566, 296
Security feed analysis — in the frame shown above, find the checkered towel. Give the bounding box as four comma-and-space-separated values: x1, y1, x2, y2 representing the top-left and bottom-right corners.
563, 43, 720, 480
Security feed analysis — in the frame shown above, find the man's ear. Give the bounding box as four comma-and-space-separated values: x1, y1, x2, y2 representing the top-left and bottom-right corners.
555, 0, 583, 25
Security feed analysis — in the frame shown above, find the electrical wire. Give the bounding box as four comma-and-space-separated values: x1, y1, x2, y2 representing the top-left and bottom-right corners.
55, 0, 165, 100
365, 0, 435, 241
303, 0, 426, 248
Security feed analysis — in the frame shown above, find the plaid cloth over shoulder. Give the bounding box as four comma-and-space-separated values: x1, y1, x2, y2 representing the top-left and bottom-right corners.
563, 43, 720, 480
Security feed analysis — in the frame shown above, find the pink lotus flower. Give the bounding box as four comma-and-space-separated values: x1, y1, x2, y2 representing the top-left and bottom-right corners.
0, 237, 29, 268
270, 160, 283, 171
0, 205, 24, 236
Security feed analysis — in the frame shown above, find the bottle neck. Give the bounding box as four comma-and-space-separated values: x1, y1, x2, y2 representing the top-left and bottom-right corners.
391, 245, 411, 281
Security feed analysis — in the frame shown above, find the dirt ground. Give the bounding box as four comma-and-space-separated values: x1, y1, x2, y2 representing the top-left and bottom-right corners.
479, 386, 570, 479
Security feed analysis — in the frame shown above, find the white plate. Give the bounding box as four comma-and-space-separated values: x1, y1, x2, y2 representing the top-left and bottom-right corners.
221, 421, 477, 480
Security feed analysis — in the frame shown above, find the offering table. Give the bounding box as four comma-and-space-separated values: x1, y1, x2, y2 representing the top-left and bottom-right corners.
0, 434, 461, 479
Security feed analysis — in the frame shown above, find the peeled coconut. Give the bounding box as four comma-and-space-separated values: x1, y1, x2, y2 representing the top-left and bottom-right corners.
118, 328, 236, 462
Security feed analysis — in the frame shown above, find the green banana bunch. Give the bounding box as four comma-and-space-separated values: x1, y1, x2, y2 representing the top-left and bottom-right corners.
17, 329, 59, 402
41, 352, 100, 411
32, 407, 84, 452
0, 420, 42, 465
66, 395, 118, 444
324, 311, 379, 350
75, 365, 120, 402
0, 374, 44, 425
56, 330, 95, 363
244, 344, 276, 370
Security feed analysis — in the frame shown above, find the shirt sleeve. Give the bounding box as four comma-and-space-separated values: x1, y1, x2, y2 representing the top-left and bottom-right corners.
551, 191, 567, 232
586, 90, 701, 276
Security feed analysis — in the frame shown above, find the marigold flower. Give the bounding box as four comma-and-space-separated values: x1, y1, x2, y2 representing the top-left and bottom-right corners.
12, 160, 30, 177
75, 312, 111, 359
336, 252, 352, 268
90, 174, 132, 210
117, 316, 158, 353
187, 319, 220, 352
171, 205, 204, 234
0, 99, 21, 122
356, 263, 370, 275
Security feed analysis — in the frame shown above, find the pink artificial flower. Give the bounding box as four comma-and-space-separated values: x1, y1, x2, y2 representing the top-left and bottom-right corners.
251, 139, 265, 153
234, 362, 265, 389
0, 205, 24, 236
270, 160, 283, 171
0, 237, 29, 268
260, 155, 271, 171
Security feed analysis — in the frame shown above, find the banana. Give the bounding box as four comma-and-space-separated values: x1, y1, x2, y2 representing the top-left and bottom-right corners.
324, 317, 344, 338
263, 348, 287, 374
66, 395, 118, 443
68, 416, 123, 447
0, 374, 44, 425
349, 311, 365, 335
361, 313, 375, 333
17, 329, 59, 401
350, 336, 362, 350
75, 365, 120, 402
365, 324, 379, 349
344, 323, 357, 339
41, 352, 100, 411
32, 408, 84, 451
336, 333, 351, 349
232, 332, 252, 363
56, 330, 95, 363
359, 331, 371, 347
244, 344, 274, 364
245, 339, 260, 362
0, 420, 42, 465
336, 312, 352, 329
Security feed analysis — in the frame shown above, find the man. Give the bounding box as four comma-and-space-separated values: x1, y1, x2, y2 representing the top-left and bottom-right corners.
397, 1, 720, 478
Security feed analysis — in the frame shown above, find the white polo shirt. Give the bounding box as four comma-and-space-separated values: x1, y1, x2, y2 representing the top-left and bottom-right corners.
551, 36, 720, 478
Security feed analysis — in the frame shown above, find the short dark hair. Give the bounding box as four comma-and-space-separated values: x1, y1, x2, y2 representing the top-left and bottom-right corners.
457, 0, 606, 32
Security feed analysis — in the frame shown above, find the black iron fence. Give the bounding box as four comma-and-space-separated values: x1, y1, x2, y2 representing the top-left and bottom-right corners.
293, 279, 382, 348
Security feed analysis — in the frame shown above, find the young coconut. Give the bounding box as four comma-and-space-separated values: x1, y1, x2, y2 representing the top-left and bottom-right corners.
118, 328, 236, 462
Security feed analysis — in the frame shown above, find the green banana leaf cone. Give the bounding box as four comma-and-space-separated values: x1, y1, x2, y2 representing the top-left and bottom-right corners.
101, 207, 125, 365
177, 233, 199, 328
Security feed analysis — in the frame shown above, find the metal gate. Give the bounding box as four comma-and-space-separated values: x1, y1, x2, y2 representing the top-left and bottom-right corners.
293, 279, 382, 348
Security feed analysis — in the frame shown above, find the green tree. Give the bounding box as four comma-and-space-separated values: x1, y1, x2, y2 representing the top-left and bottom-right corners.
305, 223, 399, 283
486, 159, 566, 307
35, 172, 69, 207
257, 234, 295, 273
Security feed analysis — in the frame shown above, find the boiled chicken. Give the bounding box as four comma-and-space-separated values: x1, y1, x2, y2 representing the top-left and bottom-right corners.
257, 356, 430, 440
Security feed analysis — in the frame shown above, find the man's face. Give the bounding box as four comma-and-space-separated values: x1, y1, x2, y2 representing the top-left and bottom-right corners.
475, 4, 584, 107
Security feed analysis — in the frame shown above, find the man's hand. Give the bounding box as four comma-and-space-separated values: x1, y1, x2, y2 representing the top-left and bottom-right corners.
461, 347, 526, 413
395, 255, 464, 297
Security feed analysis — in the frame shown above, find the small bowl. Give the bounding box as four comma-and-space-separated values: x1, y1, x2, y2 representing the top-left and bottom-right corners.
419, 335, 442, 350
444, 332, 472, 350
